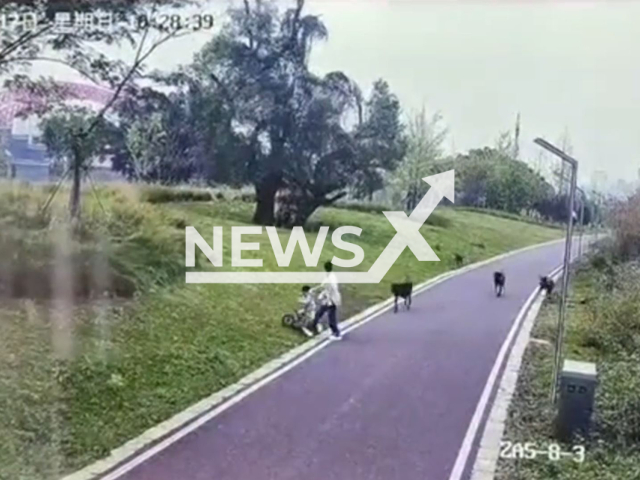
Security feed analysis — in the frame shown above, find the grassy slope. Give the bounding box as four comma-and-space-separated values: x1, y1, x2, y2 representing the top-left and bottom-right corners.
0, 184, 562, 480
496, 258, 640, 480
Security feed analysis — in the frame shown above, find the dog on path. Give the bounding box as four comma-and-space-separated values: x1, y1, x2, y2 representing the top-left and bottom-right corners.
391, 281, 413, 313
539, 276, 555, 294
493, 271, 506, 297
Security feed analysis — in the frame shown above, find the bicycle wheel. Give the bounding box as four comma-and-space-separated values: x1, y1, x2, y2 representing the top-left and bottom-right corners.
282, 314, 295, 327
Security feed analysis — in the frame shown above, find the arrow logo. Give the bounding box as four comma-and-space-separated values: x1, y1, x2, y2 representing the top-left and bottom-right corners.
366, 169, 455, 282
186, 170, 454, 284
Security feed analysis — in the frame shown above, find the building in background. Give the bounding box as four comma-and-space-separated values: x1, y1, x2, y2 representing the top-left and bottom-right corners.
0, 82, 125, 183
4, 134, 49, 181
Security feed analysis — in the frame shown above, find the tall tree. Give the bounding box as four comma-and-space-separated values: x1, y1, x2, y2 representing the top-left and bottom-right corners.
513, 112, 521, 160
110, 84, 232, 184
40, 107, 113, 217
495, 130, 514, 157
352, 79, 406, 200
193, 0, 333, 225
3, 1, 194, 217
0, 146, 9, 178
194, 0, 401, 227
454, 147, 494, 207
388, 108, 447, 211
455, 146, 555, 215
272, 71, 372, 227
554, 127, 573, 195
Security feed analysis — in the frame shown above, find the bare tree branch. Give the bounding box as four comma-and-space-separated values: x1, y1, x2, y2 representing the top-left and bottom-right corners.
243, 0, 254, 49
40, 166, 71, 215
210, 72, 234, 104
4, 56, 102, 84
86, 171, 109, 218
0, 24, 53, 65
86, 28, 191, 136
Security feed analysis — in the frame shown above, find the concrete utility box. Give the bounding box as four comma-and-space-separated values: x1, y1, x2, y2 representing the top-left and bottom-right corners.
556, 359, 597, 441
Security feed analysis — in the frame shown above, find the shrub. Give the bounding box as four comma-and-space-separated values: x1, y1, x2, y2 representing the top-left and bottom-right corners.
0, 182, 51, 230
238, 192, 256, 203
333, 200, 392, 214
596, 354, 640, 445
611, 193, 640, 259
0, 185, 186, 301
578, 294, 640, 354
590, 252, 613, 272
577, 262, 640, 355
424, 213, 451, 228
172, 217, 187, 229
140, 186, 212, 204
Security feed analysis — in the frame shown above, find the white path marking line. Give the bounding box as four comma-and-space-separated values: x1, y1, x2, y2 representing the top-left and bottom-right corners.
96, 274, 454, 480
466, 238, 593, 480
468, 267, 563, 480
62, 238, 563, 480
100, 335, 341, 479
447, 263, 564, 480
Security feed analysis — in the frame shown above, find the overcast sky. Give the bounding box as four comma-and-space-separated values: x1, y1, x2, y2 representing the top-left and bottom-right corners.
31, 0, 640, 189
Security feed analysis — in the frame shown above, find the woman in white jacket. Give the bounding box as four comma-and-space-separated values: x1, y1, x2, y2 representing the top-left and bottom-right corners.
311, 261, 342, 340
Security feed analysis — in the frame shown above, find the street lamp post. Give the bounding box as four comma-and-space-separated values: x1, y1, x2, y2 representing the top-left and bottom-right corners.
576, 187, 586, 258
534, 138, 578, 403
591, 191, 601, 243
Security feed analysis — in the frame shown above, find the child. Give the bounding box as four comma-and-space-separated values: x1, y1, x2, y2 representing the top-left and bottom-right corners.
298, 285, 317, 337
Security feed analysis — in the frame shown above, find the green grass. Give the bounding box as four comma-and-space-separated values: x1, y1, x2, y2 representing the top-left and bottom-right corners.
455, 206, 563, 230
496, 254, 640, 480
139, 184, 213, 203
0, 182, 562, 480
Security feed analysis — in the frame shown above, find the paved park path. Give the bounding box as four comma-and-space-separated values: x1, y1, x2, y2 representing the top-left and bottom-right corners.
116, 241, 567, 480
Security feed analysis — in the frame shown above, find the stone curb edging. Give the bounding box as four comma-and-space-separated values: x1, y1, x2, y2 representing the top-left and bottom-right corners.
469, 264, 565, 480
61, 237, 563, 480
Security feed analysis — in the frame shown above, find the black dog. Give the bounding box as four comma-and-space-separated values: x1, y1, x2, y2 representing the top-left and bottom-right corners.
493, 271, 506, 297
539, 276, 555, 294
391, 282, 413, 313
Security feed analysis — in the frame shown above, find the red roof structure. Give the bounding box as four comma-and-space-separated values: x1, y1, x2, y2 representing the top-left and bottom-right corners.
0, 81, 114, 130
